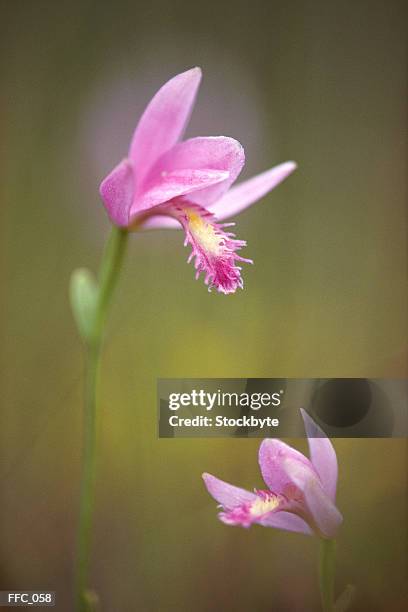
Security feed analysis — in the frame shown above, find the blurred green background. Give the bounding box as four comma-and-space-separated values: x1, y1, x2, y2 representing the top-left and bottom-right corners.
1, 0, 407, 610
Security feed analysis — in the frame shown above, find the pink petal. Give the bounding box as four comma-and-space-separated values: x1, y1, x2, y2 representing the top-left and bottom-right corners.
303, 479, 343, 539
99, 159, 135, 226
301, 408, 338, 502
132, 169, 229, 216
139, 215, 180, 230
145, 136, 245, 206
129, 68, 202, 185
258, 439, 315, 495
259, 511, 312, 535
202, 473, 256, 510
282, 458, 343, 539
210, 161, 297, 221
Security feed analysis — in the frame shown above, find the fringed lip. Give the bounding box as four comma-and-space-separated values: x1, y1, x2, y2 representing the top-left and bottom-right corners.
218, 490, 284, 527
149, 200, 253, 294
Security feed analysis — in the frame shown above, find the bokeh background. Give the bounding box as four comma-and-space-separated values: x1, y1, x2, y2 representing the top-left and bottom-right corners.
1, 0, 407, 610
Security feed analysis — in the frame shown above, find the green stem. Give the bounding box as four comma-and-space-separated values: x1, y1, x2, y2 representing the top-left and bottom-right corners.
319, 538, 336, 612
93, 226, 129, 340
75, 226, 128, 611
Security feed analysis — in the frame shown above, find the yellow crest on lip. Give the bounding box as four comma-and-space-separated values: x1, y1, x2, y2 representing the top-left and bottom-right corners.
250, 494, 280, 518
185, 208, 223, 256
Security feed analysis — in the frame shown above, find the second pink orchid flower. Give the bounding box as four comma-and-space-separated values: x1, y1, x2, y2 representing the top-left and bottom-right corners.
203, 409, 342, 539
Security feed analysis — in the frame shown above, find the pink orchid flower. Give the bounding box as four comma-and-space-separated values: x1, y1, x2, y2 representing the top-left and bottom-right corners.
100, 67, 296, 294
202, 409, 342, 538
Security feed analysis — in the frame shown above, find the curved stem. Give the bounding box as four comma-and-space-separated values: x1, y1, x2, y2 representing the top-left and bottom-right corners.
75, 226, 128, 611
94, 227, 129, 339
319, 538, 336, 612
